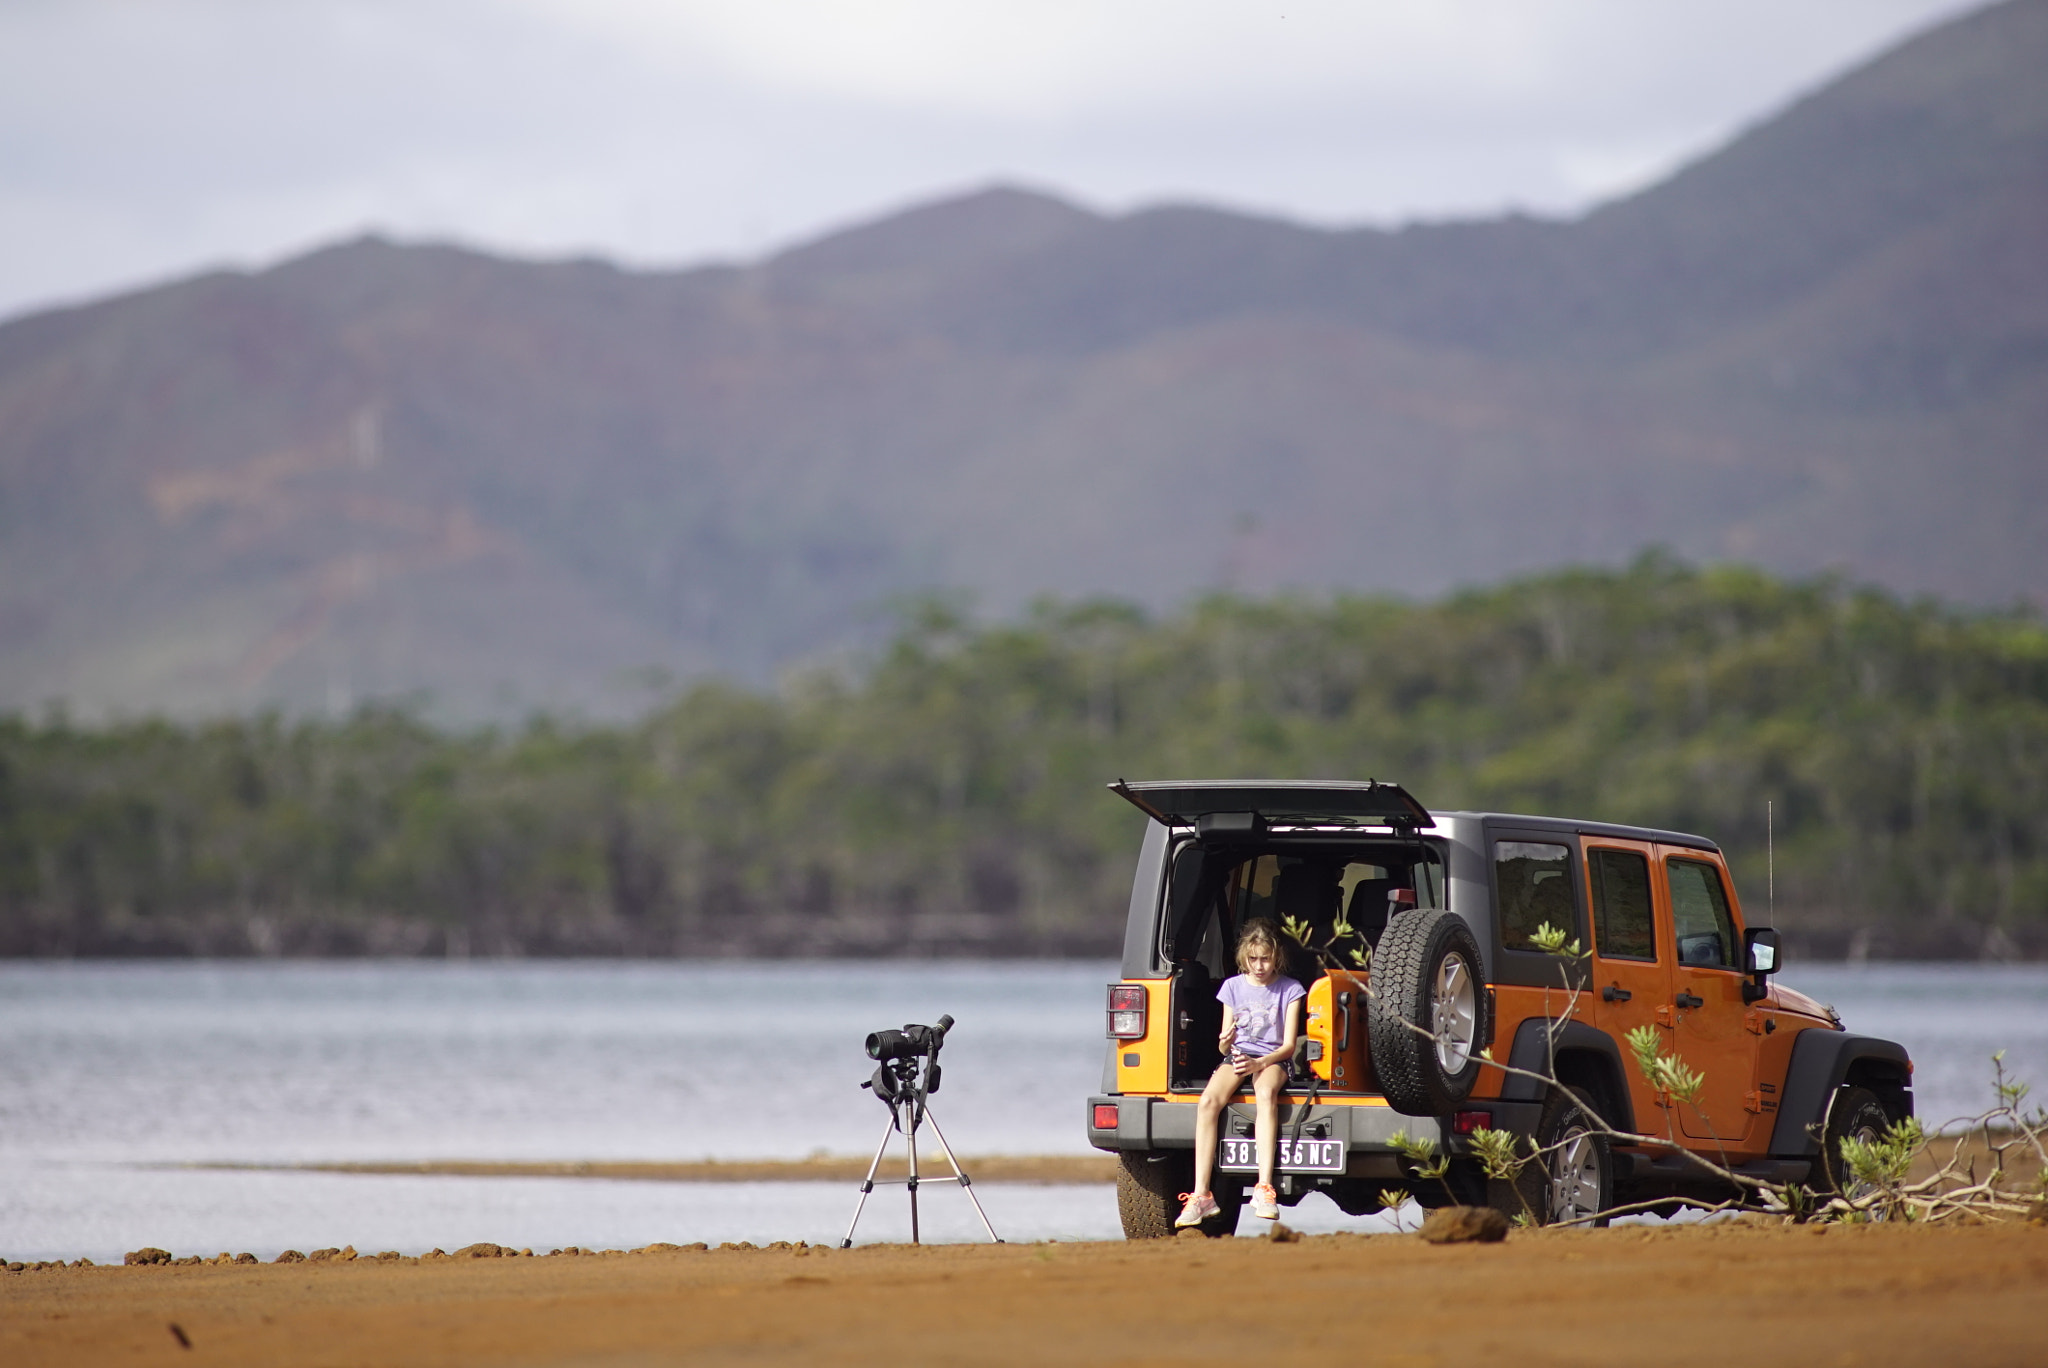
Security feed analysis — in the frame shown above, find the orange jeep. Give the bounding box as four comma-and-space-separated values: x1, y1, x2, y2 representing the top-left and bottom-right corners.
1087, 781, 1914, 1234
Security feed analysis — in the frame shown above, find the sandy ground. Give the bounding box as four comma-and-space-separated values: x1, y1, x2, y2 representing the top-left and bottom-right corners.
5, 1220, 2046, 1368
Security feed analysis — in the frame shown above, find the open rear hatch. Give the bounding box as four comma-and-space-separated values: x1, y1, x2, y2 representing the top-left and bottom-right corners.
1114, 780, 1438, 1093
1109, 779, 1433, 830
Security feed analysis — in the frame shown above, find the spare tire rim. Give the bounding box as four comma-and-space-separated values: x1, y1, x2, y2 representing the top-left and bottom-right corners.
1430, 952, 1476, 1073
1548, 1125, 1602, 1223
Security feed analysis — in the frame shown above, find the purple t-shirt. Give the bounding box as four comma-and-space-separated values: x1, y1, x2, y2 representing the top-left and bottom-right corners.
1216, 973, 1306, 1061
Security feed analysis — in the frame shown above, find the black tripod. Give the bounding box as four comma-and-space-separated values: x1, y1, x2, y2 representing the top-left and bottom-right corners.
839, 1016, 1001, 1248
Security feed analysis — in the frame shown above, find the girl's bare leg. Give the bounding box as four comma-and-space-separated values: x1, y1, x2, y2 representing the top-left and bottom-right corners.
1253, 1063, 1286, 1190
1191, 1062, 1240, 1197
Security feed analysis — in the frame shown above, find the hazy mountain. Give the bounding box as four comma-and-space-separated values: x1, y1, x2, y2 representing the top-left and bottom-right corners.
1, 0, 2043, 720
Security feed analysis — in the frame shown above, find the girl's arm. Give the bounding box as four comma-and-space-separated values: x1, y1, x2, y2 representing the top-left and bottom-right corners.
1218, 1005, 1237, 1053
1255, 996, 1305, 1070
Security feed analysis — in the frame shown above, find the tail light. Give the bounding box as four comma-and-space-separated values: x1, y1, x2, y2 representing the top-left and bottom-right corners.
1092, 1103, 1121, 1131
1452, 1110, 1492, 1135
1107, 984, 1148, 1039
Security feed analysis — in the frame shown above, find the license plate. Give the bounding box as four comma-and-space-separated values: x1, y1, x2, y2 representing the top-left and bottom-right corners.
1218, 1136, 1344, 1173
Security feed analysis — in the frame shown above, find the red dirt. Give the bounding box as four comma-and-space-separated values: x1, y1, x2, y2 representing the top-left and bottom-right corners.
4, 1219, 2045, 1367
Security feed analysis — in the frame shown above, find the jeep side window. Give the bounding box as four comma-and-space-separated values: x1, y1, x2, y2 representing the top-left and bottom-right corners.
1666, 858, 1738, 969
1588, 848, 1657, 961
1495, 841, 1578, 952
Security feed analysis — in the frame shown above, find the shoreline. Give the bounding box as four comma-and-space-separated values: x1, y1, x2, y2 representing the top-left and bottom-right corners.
172, 1129, 2040, 1187
183, 1154, 1120, 1184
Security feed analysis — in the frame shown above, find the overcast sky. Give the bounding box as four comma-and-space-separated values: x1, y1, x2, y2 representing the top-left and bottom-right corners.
0, 0, 1989, 324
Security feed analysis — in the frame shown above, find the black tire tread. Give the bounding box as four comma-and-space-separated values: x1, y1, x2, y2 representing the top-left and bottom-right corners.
1115, 1152, 1179, 1239
1115, 1151, 1240, 1238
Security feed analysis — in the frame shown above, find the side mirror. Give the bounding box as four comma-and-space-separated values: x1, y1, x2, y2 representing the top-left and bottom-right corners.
1742, 927, 1782, 1002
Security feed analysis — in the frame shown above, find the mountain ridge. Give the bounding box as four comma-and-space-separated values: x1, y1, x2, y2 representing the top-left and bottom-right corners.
0, 0, 2042, 721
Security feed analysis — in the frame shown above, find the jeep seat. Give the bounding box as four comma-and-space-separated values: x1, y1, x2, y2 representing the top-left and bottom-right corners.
1271, 861, 1343, 984
1347, 877, 1394, 949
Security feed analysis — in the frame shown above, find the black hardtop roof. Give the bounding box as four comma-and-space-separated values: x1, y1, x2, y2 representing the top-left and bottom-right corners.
1107, 780, 1721, 854
1433, 810, 1722, 855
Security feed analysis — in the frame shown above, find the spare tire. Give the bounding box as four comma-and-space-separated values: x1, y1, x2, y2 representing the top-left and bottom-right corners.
1367, 908, 1490, 1116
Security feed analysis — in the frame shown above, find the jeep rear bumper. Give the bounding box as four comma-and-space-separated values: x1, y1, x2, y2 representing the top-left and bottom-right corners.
1087, 1094, 1541, 1172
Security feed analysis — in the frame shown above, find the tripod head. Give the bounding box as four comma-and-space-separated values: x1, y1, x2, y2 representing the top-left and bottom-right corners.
861, 1013, 953, 1126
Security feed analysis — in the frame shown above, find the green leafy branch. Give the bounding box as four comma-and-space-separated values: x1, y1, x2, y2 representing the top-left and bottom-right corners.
1624, 1024, 1706, 1108
1527, 920, 1588, 959
1280, 911, 1372, 972
1386, 1128, 1457, 1208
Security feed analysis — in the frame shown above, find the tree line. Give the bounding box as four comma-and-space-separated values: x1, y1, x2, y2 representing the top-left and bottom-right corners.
4, 554, 2045, 959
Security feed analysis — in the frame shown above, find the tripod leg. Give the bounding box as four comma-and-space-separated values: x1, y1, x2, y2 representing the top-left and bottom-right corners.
922, 1109, 1003, 1244
840, 1112, 900, 1249
906, 1102, 921, 1245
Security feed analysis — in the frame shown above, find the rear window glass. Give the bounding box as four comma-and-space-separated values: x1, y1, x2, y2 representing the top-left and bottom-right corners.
1589, 847, 1657, 961
1667, 858, 1737, 968
1495, 841, 1578, 952
1161, 841, 1447, 973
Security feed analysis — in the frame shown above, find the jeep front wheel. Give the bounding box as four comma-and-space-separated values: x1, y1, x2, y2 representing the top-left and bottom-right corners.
1367, 908, 1490, 1116
1819, 1086, 1892, 1198
1115, 1151, 1241, 1239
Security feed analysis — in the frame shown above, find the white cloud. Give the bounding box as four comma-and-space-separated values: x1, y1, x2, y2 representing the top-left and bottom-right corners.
0, 0, 1992, 321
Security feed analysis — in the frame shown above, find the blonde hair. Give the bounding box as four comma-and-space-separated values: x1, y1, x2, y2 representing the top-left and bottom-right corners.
1235, 917, 1286, 973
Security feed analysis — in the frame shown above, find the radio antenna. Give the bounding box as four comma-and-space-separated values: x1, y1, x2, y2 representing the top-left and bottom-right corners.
1767, 799, 1775, 921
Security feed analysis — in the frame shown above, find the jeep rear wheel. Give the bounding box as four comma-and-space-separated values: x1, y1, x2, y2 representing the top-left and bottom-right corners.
1367, 908, 1490, 1116
1491, 1088, 1611, 1226
1115, 1151, 1241, 1239
1539, 1089, 1612, 1226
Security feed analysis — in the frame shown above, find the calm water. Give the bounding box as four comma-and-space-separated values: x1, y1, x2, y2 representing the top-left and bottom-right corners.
2, 960, 2043, 1260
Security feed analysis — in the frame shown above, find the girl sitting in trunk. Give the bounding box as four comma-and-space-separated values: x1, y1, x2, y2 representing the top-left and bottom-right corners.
1177, 917, 1306, 1227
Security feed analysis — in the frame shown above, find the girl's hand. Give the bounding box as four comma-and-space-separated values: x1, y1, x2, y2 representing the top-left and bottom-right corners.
1230, 1051, 1256, 1077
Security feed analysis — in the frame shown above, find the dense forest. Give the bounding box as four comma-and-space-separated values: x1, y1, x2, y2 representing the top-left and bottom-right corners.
4, 556, 2045, 960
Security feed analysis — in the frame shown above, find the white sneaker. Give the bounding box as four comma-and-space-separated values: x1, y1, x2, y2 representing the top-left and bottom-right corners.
1174, 1192, 1219, 1228
1251, 1183, 1280, 1220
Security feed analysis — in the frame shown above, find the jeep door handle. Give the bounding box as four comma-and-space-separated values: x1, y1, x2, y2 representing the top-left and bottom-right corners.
1675, 991, 1704, 1009
1602, 985, 1632, 1003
